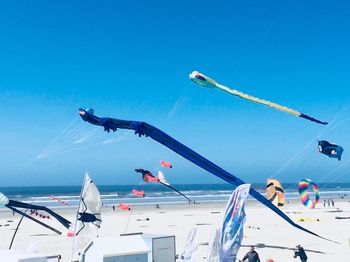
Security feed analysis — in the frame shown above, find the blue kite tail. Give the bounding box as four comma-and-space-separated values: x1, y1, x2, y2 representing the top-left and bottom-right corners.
78, 108, 336, 242
299, 113, 328, 125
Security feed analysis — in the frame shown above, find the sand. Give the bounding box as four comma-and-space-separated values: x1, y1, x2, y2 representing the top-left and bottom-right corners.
1, 200, 350, 262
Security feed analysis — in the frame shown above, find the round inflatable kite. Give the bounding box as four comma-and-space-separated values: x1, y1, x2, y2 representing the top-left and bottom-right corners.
266, 179, 285, 207
298, 179, 320, 209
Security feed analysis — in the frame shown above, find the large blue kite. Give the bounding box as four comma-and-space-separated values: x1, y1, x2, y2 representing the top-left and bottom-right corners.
78, 107, 332, 241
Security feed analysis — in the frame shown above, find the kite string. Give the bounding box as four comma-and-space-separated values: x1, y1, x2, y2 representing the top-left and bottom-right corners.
9, 203, 32, 250
317, 159, 350, 190
39, 118, 83, 152
273, 110, 348, 187
123, 207, 134, 234
36, 122, 90, 158
123, 193, 137, 234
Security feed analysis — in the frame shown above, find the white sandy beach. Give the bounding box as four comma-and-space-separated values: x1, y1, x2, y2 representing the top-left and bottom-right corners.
1, 200, 350, 262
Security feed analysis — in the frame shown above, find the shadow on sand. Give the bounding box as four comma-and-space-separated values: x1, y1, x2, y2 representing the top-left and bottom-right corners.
241, 243, 326, 254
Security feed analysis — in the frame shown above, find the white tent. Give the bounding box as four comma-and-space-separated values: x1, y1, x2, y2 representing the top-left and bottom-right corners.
82, 235, 150, 262
0, 250, 48, 262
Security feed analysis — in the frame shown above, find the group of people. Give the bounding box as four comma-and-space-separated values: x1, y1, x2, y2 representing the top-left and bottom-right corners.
323, 198, 335, 207
240, 245, 307, 262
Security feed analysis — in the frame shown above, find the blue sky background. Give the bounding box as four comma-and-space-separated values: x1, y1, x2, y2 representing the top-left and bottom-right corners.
0, 0, 349, 186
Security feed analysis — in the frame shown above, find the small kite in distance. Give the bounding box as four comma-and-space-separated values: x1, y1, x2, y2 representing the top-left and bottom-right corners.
50, 195, 68, 206
134, 169, 192, 203
160, 160, 172, 168
132, 189, 145, 197
135, 168, 160, 183
118, 203, 131, 211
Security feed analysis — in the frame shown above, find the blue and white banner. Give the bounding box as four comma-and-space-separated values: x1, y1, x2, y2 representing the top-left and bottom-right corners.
220, 184, 250, 262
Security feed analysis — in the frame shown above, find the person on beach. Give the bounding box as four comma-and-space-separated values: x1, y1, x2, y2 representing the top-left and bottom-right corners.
294, 245, 307, 262
331, 199, 335, 207
241, 246, 260, 262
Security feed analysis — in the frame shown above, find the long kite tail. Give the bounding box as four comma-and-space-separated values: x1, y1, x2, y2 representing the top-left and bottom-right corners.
83, 114, 336, 242
159, 182, 192, 203
6, 205, 61, 235
190, 71, 328, 125
7, 200, 71, 229
139, 122, 334, 241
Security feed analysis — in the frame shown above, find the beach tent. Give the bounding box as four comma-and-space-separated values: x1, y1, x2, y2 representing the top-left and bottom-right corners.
0, 250, 48, 262
82, 235, 149, 262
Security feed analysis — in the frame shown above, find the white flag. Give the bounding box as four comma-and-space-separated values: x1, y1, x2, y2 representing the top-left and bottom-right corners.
183, 227, 199, 262
207, 228, 221, 262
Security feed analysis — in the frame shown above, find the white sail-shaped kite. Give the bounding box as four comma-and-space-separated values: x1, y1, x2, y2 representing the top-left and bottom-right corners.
72, 173, 102, 260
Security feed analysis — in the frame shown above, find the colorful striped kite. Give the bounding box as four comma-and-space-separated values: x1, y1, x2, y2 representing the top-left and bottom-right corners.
189, 71, 328, 125
298, 179, 320, 209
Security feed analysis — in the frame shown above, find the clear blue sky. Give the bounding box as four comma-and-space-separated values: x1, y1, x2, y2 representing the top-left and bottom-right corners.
0, 0, 349, 186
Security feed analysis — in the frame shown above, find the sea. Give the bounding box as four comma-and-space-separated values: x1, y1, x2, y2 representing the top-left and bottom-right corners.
1, 183, 350, 209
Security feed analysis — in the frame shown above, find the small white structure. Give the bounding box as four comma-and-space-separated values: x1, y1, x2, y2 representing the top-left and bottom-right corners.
142, 235, 176, 262
82, 235, 150, 262
0, 250, 48, 262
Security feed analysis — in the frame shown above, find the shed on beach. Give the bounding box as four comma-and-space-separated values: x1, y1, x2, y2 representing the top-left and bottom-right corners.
142, 234, 176, 262
0, 250, 48, 262
82, 235, 150, 262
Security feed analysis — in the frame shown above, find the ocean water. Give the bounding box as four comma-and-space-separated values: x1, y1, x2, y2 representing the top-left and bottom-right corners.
1, 183, 349, 208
